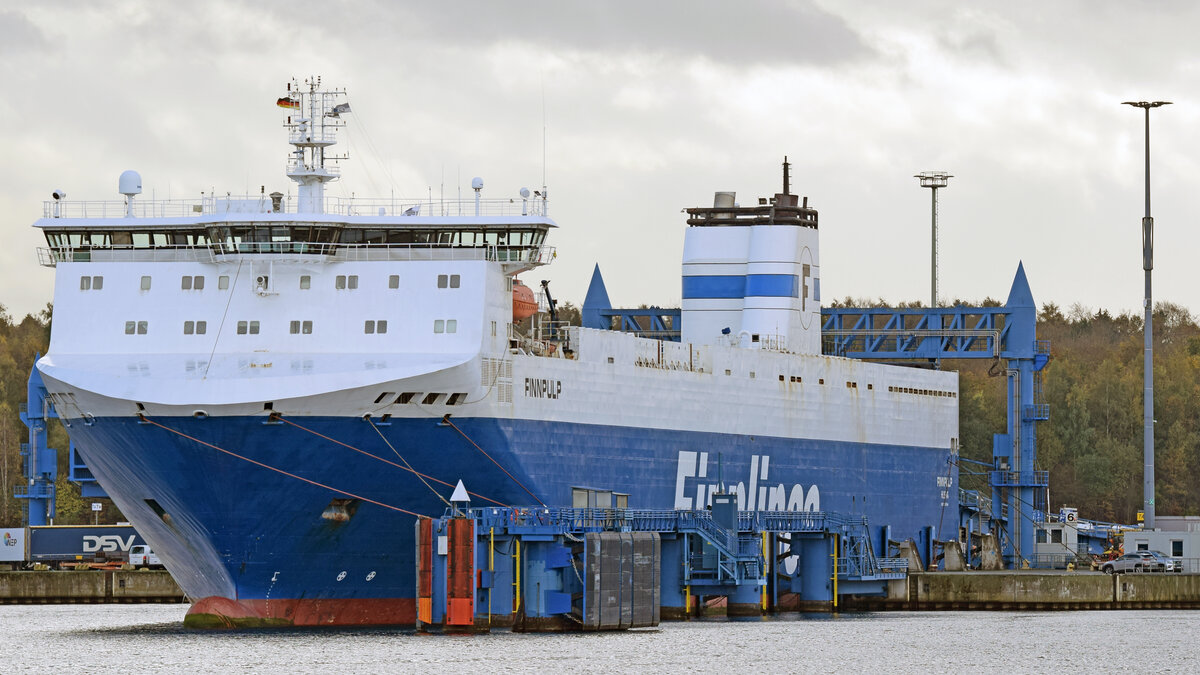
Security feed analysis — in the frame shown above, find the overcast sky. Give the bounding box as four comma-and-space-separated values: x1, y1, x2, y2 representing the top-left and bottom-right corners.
3, 1, 1197, 322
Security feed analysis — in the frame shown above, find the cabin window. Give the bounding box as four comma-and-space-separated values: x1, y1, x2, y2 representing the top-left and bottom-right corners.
1036, 529, 1047, 544
290, 320, 313, 335
450, 274, 460, 289
140, 276, 152, 291
237, 321, 247, 334
300, 275, 311, 290
437, 274, 447, 288
137, 321, 148, 335
446, 319, 457, 333
364, 320, 375, 334
377, 320, 388, 334
184, 321, 194, 335
181, 275, 204, 290
218, 275, 230, 290
434, 319, 444, 334
92, 276, 103, 290
125, 321, 135, 335
388, 275, 399, 289
336, 275, 346, 290
249, 320, 260, 335
80, 276, 103, 290
1051, 529, 1062, 544
336, 275, 358, 290
348, 275, 358, 290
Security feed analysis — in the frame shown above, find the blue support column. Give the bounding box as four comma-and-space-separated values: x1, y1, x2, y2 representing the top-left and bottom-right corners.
16, 362, 56, 526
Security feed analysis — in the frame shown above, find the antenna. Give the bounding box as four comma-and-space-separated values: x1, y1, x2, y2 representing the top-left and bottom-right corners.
541, 75, 548, 213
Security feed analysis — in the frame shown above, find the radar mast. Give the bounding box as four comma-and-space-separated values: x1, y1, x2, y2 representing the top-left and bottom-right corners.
279, 76, 350, 213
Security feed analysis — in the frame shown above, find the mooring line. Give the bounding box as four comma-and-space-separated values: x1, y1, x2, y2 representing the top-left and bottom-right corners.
279, 417, 506, 506
141, 416, 425, 517
440, 415, 545, 507
366, 416, 452, 509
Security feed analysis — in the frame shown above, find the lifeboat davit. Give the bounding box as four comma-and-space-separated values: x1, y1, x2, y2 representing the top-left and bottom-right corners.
512, 279, 537, 321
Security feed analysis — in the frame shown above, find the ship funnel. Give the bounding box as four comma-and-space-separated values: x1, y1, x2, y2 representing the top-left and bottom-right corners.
713, 192, 735, 208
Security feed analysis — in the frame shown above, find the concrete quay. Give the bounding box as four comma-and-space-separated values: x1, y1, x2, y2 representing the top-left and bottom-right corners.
0, 570, 187, 604
846, 571, 1200, 611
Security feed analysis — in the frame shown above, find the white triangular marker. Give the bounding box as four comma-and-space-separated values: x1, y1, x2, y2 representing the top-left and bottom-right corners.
450, 480, 470, 503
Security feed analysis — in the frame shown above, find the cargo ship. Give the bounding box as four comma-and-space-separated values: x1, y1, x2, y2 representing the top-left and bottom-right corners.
31, 79, 958, 627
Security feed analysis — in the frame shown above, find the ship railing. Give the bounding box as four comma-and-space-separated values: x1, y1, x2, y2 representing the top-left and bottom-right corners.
43, 194, 550, 219
38, 245, 218, 266
37, 243, 556, 268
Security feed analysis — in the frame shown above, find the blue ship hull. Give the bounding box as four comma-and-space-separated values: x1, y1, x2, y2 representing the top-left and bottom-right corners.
66, 414, 956, 625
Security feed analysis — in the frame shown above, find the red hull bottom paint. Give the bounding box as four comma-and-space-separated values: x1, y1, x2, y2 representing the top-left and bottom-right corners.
185, 596, 417, 628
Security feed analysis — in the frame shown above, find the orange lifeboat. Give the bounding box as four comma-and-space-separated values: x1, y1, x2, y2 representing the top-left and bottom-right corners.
512, 279, 538, 321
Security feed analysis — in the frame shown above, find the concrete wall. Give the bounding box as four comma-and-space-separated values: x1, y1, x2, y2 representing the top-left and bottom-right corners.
913, 572, 1112, 607
0, 570, 185, 603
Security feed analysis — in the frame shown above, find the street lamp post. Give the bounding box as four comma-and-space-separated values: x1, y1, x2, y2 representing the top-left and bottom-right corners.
1123, 100, 1171, 530
915, 171, 952, 308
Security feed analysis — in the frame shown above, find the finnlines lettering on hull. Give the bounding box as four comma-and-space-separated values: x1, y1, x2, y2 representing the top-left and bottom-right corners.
524, 377, 562, 399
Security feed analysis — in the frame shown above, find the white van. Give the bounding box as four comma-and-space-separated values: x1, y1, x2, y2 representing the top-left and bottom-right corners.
128, 544, 161, 567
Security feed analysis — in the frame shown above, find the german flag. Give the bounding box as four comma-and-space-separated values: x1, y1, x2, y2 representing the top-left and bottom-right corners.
276, 96, 300, 109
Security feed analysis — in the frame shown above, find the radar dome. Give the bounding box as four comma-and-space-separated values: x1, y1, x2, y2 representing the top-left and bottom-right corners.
119, 170, 142, 197
471, 177, 484, 190
520, 187, 531, 198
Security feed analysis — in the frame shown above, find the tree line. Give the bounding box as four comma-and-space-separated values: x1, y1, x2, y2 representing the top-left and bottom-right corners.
2, 299, 1196, 527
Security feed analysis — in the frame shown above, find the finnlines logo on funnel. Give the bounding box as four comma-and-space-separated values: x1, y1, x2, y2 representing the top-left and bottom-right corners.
673, 451, 820, 512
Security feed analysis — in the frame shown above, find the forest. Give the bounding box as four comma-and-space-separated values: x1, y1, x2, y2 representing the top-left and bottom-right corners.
1, 298, 1197, 527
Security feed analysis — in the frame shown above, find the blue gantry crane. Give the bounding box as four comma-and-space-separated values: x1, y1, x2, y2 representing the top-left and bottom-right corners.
821, 264, 1050, 567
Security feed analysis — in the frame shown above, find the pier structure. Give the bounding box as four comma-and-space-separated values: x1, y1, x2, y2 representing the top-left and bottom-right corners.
416, 504, 907, 633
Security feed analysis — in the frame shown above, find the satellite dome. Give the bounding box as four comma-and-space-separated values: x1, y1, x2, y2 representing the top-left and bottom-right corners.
119, 170, 142, 197
471, 177, 483, 190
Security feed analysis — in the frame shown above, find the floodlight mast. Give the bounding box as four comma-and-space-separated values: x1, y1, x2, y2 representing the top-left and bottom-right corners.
915, 171, 952, 308
1122, 100, 1170, 530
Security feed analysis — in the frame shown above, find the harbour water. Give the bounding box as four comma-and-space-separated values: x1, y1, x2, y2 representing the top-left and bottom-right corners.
7, 605, 1196, 673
